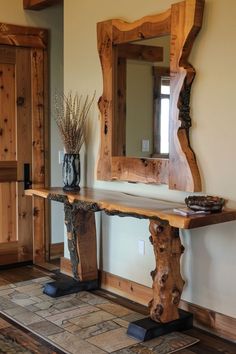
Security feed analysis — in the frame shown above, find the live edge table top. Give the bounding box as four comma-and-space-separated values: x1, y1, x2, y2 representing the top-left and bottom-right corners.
25, 187, 236, 230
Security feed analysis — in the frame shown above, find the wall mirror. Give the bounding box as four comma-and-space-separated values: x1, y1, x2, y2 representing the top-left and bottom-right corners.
97, 0, 204, 192
115, 36, 170, 159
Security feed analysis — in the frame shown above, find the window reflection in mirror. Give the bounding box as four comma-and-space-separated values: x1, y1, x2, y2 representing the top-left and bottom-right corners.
115, 35, 170, 159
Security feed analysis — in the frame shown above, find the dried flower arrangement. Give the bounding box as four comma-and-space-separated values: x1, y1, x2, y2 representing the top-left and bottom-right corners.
54, 91, 95, 154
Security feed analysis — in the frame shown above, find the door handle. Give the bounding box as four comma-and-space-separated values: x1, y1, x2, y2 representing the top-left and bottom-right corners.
22, 163, 32, 190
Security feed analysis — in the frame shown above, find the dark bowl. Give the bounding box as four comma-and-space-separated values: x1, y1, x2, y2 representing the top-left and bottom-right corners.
185, 195, 225, 212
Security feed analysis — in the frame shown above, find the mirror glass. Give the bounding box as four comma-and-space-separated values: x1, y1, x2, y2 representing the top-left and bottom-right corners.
115, 35, 170, 158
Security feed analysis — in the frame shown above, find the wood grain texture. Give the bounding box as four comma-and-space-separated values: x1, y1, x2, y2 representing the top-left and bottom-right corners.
31, 48, 47, 264
117, 43, 163, 62
74, 210, 98, 280
16, 48, 32, 181
63, 208, 98, 281
23, 0, 62, 10
0, 183, 17, 243
149, 221, 185, 322
112, 156, 169, 184
50, 242, 64, 259
97, 0, 204, 192
169, 0, 204, 191
17, 182, 33, 262
0, 161, 17, 182
25, 187, 236, 230
0, 25, 48, 267
0, 62, 16, 161
0, 23, 47, 49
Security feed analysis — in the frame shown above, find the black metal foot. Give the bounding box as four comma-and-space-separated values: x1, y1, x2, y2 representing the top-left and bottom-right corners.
43, 278, 99, 297
127, 309, 193, 341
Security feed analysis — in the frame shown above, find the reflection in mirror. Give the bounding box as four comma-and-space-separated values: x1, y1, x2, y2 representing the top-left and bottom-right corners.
115, 36, 170, 158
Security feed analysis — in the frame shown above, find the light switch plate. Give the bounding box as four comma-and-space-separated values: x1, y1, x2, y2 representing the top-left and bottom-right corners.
138, 240, 145, 255
142, 139, 149, 152
58, 150, 64, 164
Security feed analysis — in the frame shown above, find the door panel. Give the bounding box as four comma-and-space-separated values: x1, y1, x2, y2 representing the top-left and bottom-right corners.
0, 182, 17, 243
0, 61, 16, 161
0, 43, 45, 265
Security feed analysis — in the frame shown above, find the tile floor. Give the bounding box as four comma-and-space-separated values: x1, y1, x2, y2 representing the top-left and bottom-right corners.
0, 276, 198, 354
0, 276, 141, 353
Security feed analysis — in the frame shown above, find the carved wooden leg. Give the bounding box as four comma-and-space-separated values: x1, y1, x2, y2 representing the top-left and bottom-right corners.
149, 220, 185, 323
64, 203, 98, 281
44, 204, 98, 297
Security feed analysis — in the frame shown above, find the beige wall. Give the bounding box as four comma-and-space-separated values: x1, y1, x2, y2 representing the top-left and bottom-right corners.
0, 0, 64, 244
64, 0, 236, 318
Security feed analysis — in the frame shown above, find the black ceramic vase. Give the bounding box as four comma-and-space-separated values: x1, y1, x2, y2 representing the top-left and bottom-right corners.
62, 153, 80, 192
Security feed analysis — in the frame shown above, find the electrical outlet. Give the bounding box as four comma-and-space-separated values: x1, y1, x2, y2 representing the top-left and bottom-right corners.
138, 240, 145, 255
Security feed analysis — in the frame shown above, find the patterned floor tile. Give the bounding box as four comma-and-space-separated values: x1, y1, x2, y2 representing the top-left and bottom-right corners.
76, 291, 109, 305
4, 306, 26, 316
69, 310, 115, 328
113, 318, 129, 328
122, 312, 147, 322
11, 298, 38, 307
34, 301, 54, 310
97, 302, 134, 317
71, 320, 120, 339
48, 331, 106, 354
111, 344, 152, 354
0, 288, 17, 296
46, 305, 99, 327
11, 309, 43, 325
35, 307, 61, 318
29, 320, 65, 337
87, 327, 140, 353
0, 297, 19, 311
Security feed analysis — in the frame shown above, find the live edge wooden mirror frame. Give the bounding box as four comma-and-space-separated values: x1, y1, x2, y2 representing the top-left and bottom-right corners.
97, 0, 204, 192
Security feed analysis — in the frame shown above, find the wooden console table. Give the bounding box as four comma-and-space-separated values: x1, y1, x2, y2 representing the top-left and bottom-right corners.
25, 187, 236, 340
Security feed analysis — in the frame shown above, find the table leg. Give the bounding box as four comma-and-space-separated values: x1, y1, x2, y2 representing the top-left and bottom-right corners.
149, 220, 184, 323
127, 220, 193, 341
43, 203, 98, 297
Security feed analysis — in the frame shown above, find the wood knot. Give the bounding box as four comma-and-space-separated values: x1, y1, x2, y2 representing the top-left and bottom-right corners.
149, 235, 153, 245
172, 287, 181, 305
33, 207, 39, 217
154, 304, 163, 318
141, 158, 148, 167
159, 273, 168, 286
156, 225, 164, 233
173, 228, 179, 238
150, 269, 157, 280
104, 123, 108, 135
17, 96, 25, 106
138, 31, 145, 39
181, 245, 185, 253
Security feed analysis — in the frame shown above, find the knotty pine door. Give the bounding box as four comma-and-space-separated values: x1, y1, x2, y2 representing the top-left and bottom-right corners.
0, 42, 47, 265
